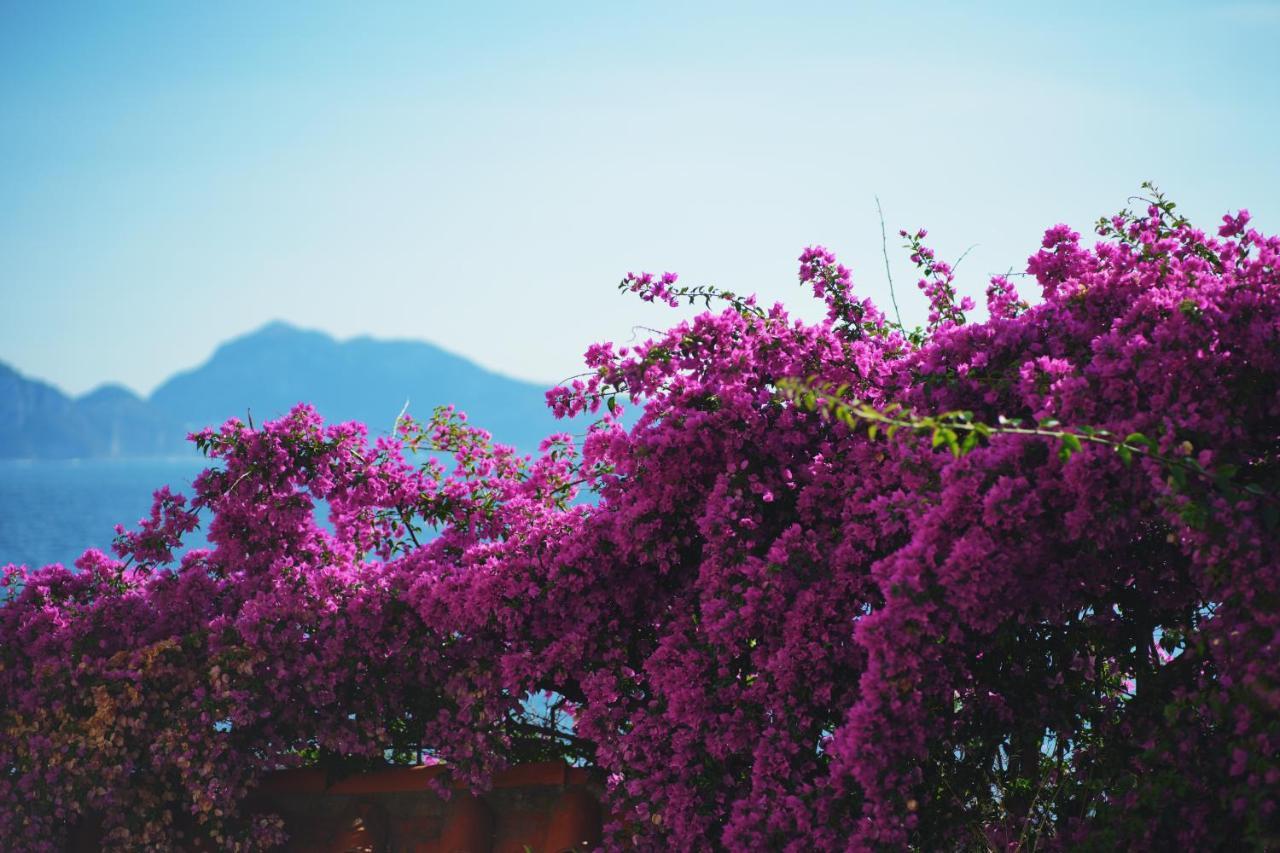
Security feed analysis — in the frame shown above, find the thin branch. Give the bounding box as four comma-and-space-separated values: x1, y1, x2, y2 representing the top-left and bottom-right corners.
220, 468, 255, 498
876, 195, 905, 330
626, 325, 668, 343
397, 507, 422, 548
504, 717, 594, 749
952, 243, 979, 273
392, 398, 411, 437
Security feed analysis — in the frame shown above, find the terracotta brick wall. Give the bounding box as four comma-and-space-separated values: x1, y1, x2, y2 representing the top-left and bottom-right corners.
69, 762, 604, 852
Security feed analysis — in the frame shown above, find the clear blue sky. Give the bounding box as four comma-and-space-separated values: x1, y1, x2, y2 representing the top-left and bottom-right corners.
2, 1, 1277, 396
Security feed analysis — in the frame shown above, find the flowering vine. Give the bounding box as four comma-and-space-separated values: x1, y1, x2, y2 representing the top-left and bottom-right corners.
1, 188, 1277, 850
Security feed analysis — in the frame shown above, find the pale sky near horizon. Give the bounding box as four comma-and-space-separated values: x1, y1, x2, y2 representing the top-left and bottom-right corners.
2, 1, 1278, 397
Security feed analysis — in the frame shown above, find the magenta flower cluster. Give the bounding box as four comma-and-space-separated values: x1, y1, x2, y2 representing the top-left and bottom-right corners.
2, 196, 1277, 850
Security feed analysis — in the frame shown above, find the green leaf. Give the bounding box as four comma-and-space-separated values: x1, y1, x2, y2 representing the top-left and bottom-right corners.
944, 429, 961, 457
1058, 433, 1082, 462
1124, 432, 1153, 450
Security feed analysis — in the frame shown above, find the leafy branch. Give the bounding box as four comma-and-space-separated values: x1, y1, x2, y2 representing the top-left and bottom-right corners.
618, 276, 766, 318
776, 377, 1271, 506
1096, 180, 1223, 273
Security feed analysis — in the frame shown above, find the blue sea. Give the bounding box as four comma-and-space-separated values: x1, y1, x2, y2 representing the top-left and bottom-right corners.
0, 458, 212, 570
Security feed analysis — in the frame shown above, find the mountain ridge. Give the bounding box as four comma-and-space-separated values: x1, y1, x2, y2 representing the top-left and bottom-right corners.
0, 322, 562, 459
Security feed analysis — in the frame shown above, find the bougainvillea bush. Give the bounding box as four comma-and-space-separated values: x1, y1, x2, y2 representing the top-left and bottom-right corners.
2, 190, 1278, 850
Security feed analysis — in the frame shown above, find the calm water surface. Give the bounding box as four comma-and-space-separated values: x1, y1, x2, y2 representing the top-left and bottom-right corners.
0, 458, 212, 569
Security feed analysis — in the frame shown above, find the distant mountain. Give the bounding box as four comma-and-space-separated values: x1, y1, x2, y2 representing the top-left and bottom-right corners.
150, 321, 561, 448
0, 363, 97, 458
0, 322, 564, 459
76, 384, 188, 457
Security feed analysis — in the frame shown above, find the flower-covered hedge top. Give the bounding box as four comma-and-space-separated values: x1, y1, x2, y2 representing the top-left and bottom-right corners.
2, 188, 1277, 851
